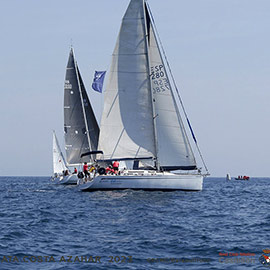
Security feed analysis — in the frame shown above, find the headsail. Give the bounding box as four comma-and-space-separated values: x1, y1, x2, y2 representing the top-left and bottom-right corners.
64, 48, 99, 165
53, 131, 68, 174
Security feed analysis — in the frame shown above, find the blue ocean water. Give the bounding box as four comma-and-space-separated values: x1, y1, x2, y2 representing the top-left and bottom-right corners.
0, 177, 269, 270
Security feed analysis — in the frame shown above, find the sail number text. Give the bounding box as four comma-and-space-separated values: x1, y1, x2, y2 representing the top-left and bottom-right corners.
64, 80, 72, 90
150, 65, 169, 94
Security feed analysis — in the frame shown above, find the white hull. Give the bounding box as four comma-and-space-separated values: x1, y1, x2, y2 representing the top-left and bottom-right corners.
78, 172, 203, 191
52, 174, 78, 185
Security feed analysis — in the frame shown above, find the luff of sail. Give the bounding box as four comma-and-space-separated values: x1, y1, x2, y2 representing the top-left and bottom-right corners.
145, 4, 197, 170
64, 48, 99, 165
98, 0, 156, 161
53, 131, 68, 174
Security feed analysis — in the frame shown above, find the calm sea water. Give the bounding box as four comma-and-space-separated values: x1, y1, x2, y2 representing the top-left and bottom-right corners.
0, 176, 269, 269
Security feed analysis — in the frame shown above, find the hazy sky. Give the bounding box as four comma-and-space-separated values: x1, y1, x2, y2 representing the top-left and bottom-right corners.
1, 0, 270, 177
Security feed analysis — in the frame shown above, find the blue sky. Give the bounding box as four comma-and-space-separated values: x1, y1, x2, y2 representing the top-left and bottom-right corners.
1, 0, 270, 177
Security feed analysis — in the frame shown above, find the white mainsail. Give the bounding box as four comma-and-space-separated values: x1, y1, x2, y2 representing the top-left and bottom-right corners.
53, 131, 68, 174
98, 0, 198, 171
98, 0, 156, 161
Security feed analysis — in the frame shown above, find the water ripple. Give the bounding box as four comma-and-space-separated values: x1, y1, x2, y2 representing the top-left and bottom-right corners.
0, 177, 269, 269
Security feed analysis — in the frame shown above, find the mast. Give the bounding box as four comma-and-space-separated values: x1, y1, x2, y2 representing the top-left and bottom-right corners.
143, 0, 160, 171
72, 48, 92, 160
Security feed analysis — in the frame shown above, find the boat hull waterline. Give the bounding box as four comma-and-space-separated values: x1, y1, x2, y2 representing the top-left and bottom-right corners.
78, 173, 203, 192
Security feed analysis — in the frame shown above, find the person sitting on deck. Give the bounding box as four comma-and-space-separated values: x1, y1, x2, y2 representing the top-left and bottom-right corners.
106, 165, 114, 175
89, 165, 96, 174
83, 162, 90, 178
73, 168, 77, 174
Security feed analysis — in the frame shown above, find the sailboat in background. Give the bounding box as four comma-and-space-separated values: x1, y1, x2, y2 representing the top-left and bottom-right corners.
52, 47, 100, 184
52, 130, 68, 180
78, 0, 209, 191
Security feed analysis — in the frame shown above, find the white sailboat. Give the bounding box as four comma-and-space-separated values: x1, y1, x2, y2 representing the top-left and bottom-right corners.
52, 130, 78, 184
52, 47, 100, 185
52, 130, 68, 180
78, 0, 209, 191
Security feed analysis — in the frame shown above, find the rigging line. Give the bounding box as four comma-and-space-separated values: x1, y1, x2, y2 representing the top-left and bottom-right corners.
146, 2, 209, 174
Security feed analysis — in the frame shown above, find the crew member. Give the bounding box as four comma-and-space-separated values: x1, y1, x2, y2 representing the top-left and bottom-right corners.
112, 160, 119, 174
106, 165, 114, 175
89, 165, 96, 173
83, 162, 89, 177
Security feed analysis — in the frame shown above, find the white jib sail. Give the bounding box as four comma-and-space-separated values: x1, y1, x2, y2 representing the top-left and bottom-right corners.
98, 0, 156, 160
53, 131, 68, 174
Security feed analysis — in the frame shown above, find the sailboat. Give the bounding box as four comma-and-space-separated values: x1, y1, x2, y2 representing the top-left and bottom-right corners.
52, 47, 100, 185
78, 0, 208, 191
52, 130, 68, 181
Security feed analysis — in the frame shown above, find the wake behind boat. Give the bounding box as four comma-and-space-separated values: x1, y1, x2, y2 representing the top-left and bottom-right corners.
78, 0, 209, 192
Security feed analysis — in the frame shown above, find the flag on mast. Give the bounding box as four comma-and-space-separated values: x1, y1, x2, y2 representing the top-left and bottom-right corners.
92, 71, 106, 93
